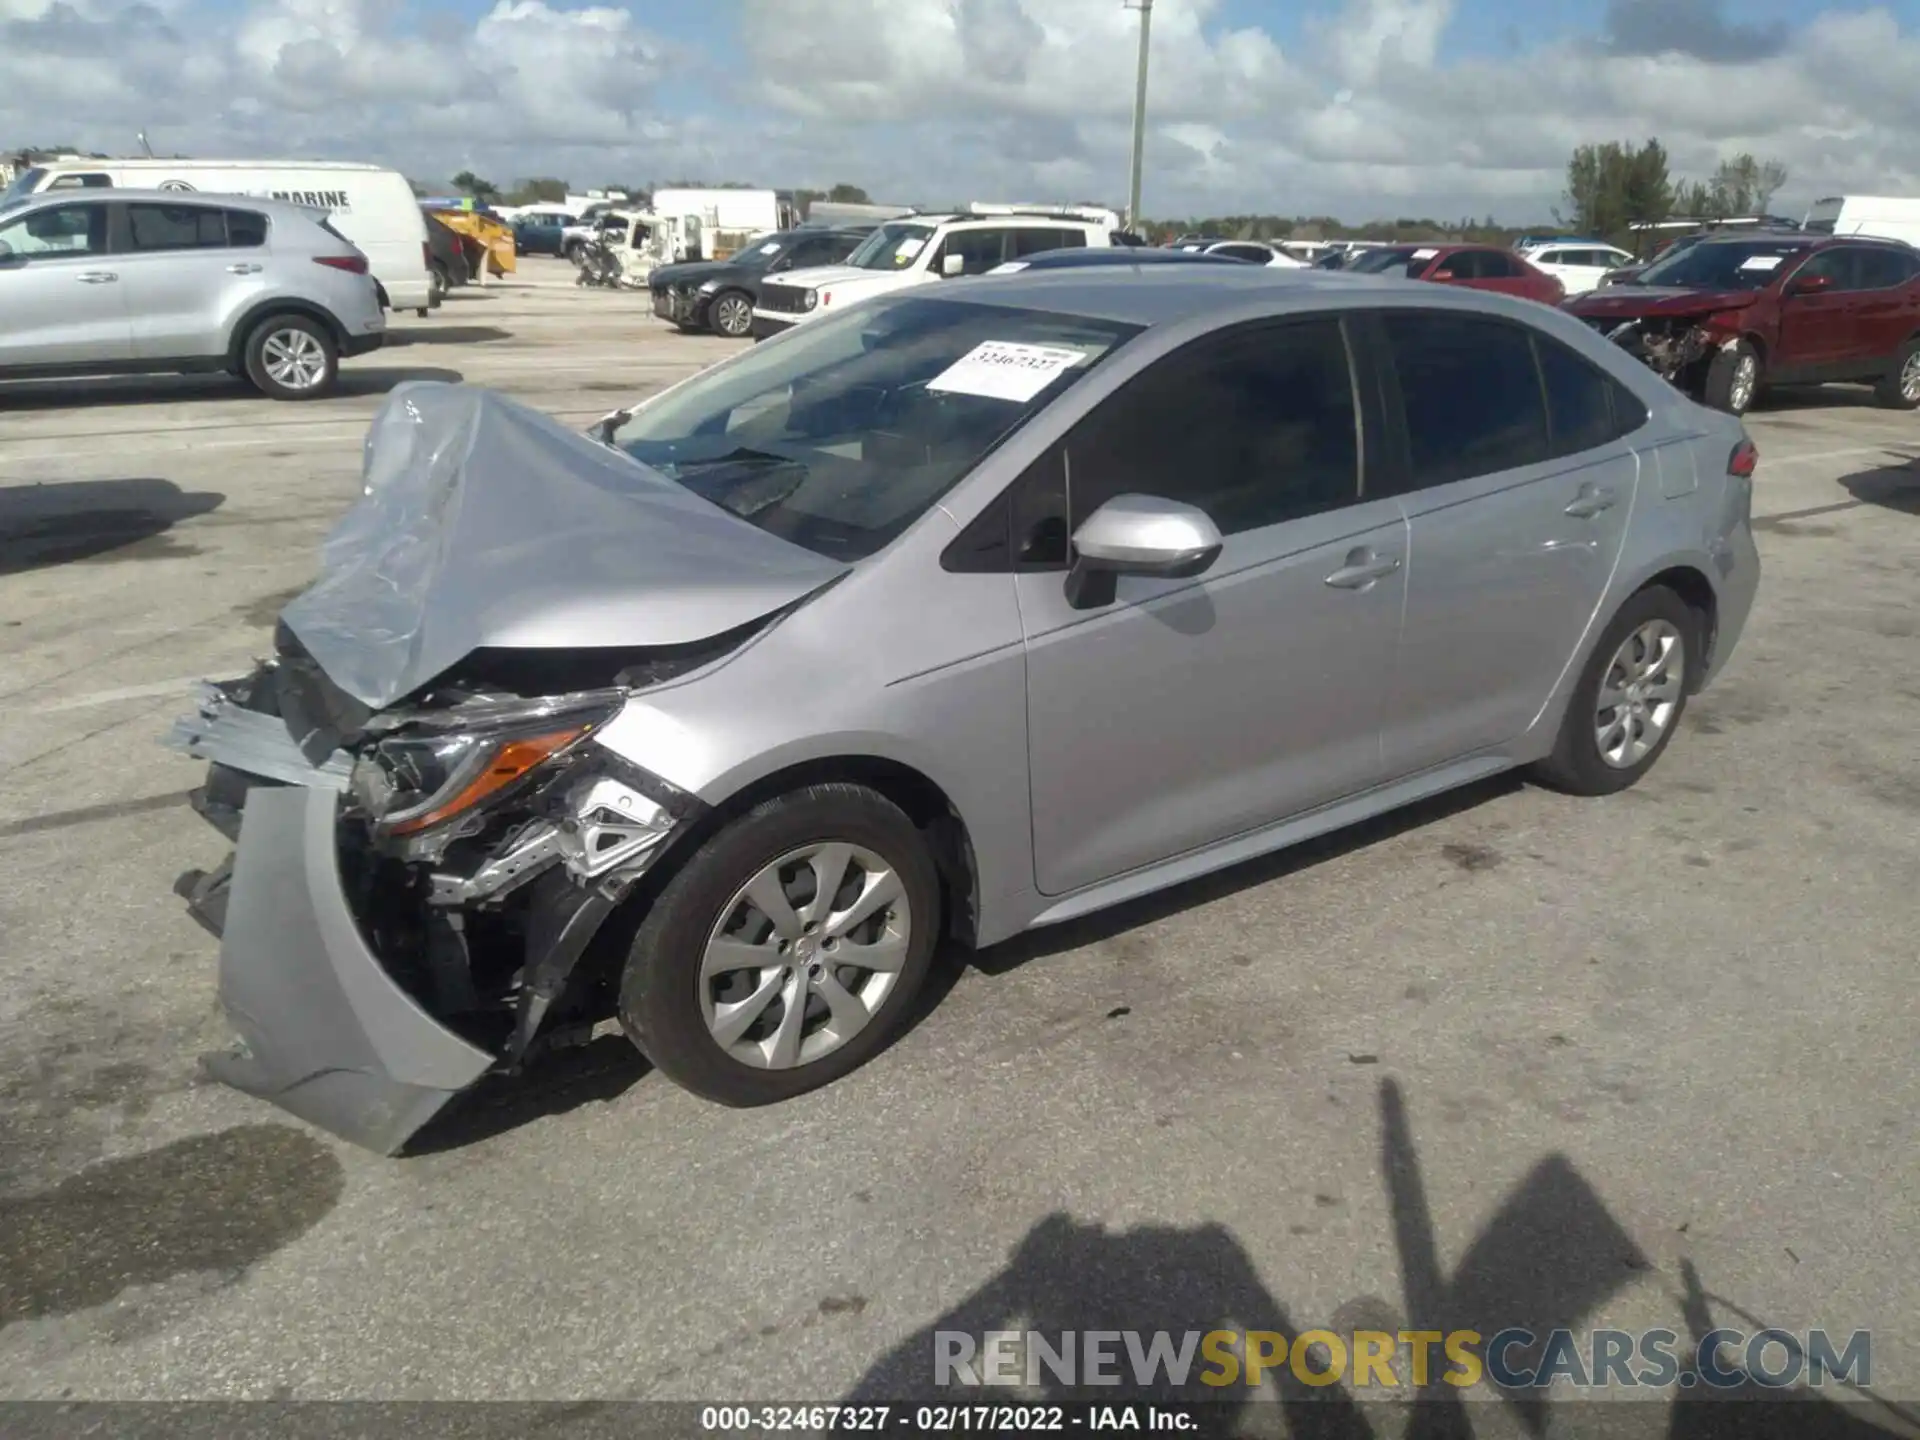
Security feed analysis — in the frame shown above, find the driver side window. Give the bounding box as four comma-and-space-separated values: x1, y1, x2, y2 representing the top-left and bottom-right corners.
0, 202, 107, 260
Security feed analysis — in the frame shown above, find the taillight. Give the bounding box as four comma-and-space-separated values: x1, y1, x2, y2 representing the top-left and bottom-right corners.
1728, 439, 1758, 478
314, 254, 369, 274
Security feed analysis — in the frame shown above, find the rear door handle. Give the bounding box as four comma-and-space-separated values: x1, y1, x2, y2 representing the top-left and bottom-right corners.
1565, 484, 1617, 518
226, 263, 264, 275
75, 271, 118, 284
1324, 549, 1403, 590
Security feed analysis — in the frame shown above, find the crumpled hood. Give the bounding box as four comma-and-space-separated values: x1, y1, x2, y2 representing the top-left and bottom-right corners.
1566, 286, 1760, 320
280, 383, 849, 710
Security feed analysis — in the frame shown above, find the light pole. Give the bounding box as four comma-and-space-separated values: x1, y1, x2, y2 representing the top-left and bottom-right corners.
1124, 0, 1153, 232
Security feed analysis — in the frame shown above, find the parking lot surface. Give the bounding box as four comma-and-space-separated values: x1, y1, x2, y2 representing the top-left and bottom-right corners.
2, 260, 1916, 1418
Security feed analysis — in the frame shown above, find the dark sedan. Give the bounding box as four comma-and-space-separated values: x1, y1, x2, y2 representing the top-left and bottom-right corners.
651, 228, 869, 337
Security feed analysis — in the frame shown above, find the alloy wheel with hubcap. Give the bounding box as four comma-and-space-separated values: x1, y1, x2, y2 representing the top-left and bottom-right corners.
617, 782, 940, 1106
262, 328, 327, 391
1727, 353, 1758, 413
712, 292, 753, 338
1897, 350, 1920, 405
700, 842, 910, 1069
1594, 619, 1685, 769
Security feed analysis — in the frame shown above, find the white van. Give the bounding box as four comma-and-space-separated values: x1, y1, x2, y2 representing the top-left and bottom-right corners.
1802, 196, 1920, 248
1, 158, 434, 313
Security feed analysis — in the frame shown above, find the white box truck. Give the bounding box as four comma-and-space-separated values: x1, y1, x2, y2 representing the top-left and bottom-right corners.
1802, 196, 1920, 248
2, 158, 434, 312
645, 189, 798, 263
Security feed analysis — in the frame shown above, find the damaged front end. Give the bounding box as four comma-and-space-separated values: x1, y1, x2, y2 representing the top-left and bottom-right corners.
1587, 314, 1726, 390
157, 379, 855, 1154
167, 644, 713, 1154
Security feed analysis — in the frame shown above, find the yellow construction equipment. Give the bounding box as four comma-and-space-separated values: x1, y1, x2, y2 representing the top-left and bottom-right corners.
427, 203, 517, 279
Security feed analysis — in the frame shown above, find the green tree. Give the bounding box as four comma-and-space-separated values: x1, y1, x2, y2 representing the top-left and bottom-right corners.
1559, 138, 1674, 245
825, 182, 871, 204
505, 176, 569, 205
450, 170, 501, 203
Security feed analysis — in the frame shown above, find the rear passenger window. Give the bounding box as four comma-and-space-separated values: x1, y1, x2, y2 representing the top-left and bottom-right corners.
224, 209, 268, 247
127, 203, 227, 251
1855, 248, 1914, 290
1011, 228, 1083, 258
1534, 334, 1644, 455
1068, 317, 1360, 537
1384, 312, 1549, 485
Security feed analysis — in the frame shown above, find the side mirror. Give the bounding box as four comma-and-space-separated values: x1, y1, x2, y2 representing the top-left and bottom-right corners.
1789, 272, 1833, 296
1430, 267, 1455, 281
1064, 494, 1224, 610
941, 253, 966, 278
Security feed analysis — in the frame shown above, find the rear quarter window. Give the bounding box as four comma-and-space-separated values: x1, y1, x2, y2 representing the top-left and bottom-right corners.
225, 209, 269, 247
1533, 333, 1648, 456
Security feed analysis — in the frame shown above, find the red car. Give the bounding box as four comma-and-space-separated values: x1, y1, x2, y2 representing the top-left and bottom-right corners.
1564, 232, 1920, 415
1344, 243, 1565, 305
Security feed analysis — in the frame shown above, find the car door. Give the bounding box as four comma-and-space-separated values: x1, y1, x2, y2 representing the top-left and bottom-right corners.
1016, 315, 1409, 897
115, 202, 253, 360
1847, 245, 1920, 371
933, 227, 1012, 277
1773, 247, 1861, 377
0, 200, 129, 368
1369, 309, 1643, 776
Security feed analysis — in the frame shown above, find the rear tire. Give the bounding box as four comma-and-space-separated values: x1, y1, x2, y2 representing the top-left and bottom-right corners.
1701, 339, 1759, 415
1873, 338, 1920, 410
242, 315, 338, 401
428, 261, 450, 303
618, 784, 940, 1107
1530, 585, 1699, 797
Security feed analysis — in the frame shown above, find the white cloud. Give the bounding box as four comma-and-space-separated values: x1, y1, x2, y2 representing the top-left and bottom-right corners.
3, 0, 1918, 221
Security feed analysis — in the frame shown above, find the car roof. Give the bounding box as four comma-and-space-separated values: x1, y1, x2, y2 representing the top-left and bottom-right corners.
3, 187, 326, 219
937, 265, 1440, 326
1016, 248, 1247, 268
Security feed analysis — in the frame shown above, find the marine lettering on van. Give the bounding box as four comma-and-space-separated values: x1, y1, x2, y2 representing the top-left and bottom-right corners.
269, 190, 352, 211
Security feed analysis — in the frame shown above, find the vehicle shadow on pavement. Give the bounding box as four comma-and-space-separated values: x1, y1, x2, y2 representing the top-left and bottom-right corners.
1838, 459, 1920, 517
406, 1035, 651, 1155
1753, 387, 1890, 414
385, 326, 514, 346
0, 365, 463, 410
0, 477, 223, 575
953, 773, 1522, 989
837, 1078, 1915, 1440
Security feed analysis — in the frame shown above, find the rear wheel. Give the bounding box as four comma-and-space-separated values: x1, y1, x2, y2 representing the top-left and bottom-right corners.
1531, 586, 1698, 796
1873, 339, 1920, 410
710, 290, 755, 339
242, 315, 338, 401
1701, 339, 1760, 415
618, 784, 940, 1106
428, 260, 450, 303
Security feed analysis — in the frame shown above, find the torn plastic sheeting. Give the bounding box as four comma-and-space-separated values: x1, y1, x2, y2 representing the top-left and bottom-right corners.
281, 383, 849, 710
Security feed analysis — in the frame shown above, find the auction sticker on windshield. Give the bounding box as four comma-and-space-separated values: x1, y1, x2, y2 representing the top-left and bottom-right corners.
1740, 255, 1785, 271
927, 342, 1087, 403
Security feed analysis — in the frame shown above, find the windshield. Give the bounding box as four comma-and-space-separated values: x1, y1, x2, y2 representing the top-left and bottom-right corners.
732, 233, 795, 268
609, 294, 1140, 562
1636, 239, 1810, 290
1348, 248, 1428, 276
0, 166, 45, 213
845, 221, 935, 271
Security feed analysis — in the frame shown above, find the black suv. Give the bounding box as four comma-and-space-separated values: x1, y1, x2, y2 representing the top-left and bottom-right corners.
650, 228, 869, 338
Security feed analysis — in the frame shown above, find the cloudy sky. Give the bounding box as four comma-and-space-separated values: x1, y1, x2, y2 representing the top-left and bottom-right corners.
3, 0, 1917, 222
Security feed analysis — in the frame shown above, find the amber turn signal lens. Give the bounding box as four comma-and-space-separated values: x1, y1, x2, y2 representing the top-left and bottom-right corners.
386, 725, 588, 836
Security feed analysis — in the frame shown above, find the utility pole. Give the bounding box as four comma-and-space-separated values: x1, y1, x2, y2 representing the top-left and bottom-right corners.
1124, 0, 1153, 232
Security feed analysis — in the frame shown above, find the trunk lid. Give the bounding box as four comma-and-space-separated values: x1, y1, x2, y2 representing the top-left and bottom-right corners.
280, 382, 848, 709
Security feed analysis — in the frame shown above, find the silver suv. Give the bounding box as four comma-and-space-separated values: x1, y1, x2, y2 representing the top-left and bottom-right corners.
0, 189, 386, 400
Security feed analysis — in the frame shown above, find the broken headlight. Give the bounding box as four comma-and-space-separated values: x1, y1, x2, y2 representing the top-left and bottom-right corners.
349, 691, 624, 838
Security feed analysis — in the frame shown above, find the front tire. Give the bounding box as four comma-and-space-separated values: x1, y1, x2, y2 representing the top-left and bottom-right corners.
1873, 338, 1920, 410
242, 315, 338, 401
1530, 585, 1698, 797
710, 290, 755, 339
618, 784, 940, 1106
1701, 339, 1759, 415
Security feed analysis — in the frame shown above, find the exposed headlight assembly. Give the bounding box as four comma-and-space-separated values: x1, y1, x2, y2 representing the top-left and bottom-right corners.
802, 288, 819, 312
349, 690, 623, 839
697, 279, 721, 294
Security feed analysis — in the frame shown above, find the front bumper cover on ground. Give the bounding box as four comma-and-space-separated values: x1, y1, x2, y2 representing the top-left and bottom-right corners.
206, 784, 493, 1155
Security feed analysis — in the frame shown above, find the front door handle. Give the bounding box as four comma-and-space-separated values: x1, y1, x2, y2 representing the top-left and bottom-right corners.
75, 271, 118, 284
226, 262, 264, 275
1324, 549, 1403, 590
1565, 484, 1617, 519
